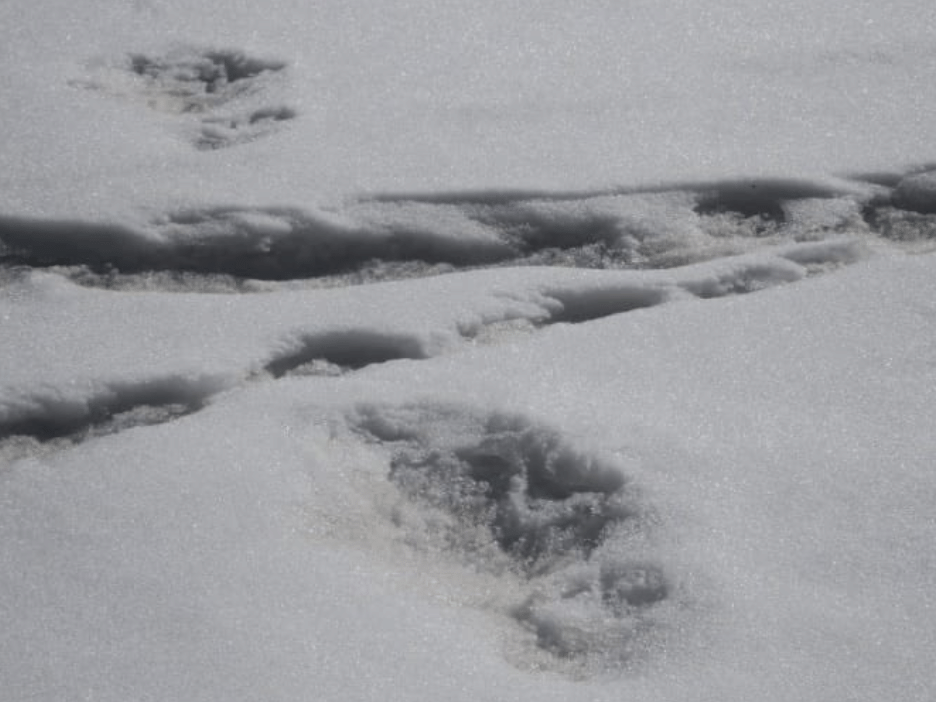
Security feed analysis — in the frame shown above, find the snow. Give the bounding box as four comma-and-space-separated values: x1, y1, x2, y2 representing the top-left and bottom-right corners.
3, 0, 936, 218
2, 1, 936, 701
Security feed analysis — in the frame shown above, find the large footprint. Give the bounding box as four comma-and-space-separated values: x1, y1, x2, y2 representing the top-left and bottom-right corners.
75, 46, 296, 149
351, 403, 677, 669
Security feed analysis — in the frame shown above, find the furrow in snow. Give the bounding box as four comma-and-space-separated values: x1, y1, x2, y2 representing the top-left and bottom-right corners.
3, 170, 922, 291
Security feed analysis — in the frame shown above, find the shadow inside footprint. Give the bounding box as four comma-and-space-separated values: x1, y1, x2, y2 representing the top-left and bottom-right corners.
196, 106, 298, 150
0, 375, 223, 444
352, 404, 673, 668
264, 330, 427, 378
129, 48, 287, 102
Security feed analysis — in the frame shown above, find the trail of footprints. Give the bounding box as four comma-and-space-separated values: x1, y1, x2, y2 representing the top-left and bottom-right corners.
1, 163, 926, 461
262, 331, 428, 378
0, 239, 872, 449
0, 226, 832, 672
0, 376, 222, 455
6, 41, 936, 672
2, 172, 934, 288
7, 42, 935, 288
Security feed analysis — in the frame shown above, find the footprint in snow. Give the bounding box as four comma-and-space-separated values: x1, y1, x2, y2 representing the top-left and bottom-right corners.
74, 46, 297, 150
351, 403, 675, 670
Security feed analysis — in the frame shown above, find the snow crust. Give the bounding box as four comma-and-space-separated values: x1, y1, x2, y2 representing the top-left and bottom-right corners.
2, 1, 936, 700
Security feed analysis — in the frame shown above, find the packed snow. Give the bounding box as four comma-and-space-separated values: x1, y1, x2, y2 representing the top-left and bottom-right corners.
2, 1, 936, 701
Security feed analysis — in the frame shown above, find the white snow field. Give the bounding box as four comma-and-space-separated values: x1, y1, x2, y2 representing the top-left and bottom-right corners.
2, 1, 936, 701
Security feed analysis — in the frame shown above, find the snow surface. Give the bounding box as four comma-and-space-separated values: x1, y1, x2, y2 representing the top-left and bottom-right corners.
2, 1, 936, 701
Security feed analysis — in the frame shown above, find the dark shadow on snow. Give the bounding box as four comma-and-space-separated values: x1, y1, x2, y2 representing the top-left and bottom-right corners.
264, 330, 428, 378
0, 375, 224, 443
352, 403, 671, 664
543, 285, 669, 324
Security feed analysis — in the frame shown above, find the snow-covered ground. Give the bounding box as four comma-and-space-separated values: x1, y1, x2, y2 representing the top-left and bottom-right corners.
2, 2, 936, 701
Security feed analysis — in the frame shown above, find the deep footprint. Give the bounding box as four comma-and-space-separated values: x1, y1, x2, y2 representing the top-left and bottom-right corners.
127, 48, 288, 113
352, 404, 671, 666
264, 330, 427, 378
542, 284, 670, 324
0, 375, 224, 444
75, 46, 296, 150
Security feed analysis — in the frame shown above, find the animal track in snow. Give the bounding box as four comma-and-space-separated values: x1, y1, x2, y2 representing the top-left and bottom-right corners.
0, 375, 225, 445
503, 240, 860, 330
263, 330, 428, 378
127, 48, 287, 107
0, 187, 869, 290
75, 47, 296, 149
352, 404, 673, 667
196, 105, 298, 150
540, 284, 671, 324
